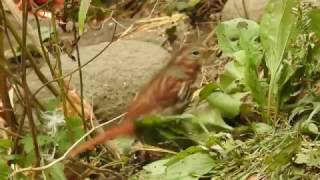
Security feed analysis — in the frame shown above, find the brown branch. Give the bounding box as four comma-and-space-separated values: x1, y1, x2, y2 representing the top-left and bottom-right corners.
0, 1, 18, 134
21, 0, 40, 167
72, 5, 87, 131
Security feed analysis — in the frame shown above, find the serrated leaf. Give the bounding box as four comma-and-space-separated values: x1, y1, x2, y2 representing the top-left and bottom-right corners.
20, 135, 34, 153
46, 99, 60, 111
65, 116, 85, 142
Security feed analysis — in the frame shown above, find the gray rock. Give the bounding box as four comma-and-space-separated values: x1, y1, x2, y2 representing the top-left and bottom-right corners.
221, 0, 269, 22
27, 40, 170, 120
221, 0, 320, 22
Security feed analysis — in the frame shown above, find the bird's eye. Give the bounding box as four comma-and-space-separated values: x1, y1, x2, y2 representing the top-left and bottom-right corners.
191, 50, 200, 57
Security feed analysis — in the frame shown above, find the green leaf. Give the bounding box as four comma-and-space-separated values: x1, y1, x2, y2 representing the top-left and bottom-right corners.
55, 130, 72, 153
21, 134, 54, 154
251, 123, 273, 135
21, 135, 35, 154
142, 159, 169, 177
78, 0, 92, 35
0, 139, 12, 149
45, 162, 66, 180
260, 0, 298, 76
295, 150, 320, 167
54, 116, 85, 153
266, 137, 301, 171
309, 9, 320, 38
0, 159, 10, 180
199, 83, 220, 100
111, 137, 135, 155
188, 0, 201, 7
176, 2, 189, 11
216, 18, 260, 55
194, 110, 233, 131
260, 0, 298, 112
165, 152, 215, 179
132, 146, 215, 180
207, 92, 241, 118
65, 116, 85, 142
46, 99, 60, 111
243, 54, 265, 105
276, 63, 295, 107
166, 146, 204, 166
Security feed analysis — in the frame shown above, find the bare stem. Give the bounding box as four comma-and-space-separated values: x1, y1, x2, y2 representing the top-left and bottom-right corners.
0, 1, 18, 135
21, 0, 41, 168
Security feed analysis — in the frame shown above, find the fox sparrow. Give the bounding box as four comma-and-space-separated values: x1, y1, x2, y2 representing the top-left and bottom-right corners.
69, 44, 211, 157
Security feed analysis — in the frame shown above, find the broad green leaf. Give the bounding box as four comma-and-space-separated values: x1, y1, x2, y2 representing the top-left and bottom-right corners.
295, 150, 320, 167
300, 121, 319, 135
219, 70, 239, 93
165, 152, 215, 180
244, 58, 265, 105
309, 9, 320, 38
207, 92, 241, 118
251, 123, 273, 135
260, 0, 298, 113
166, 146, 204, 166
0, 139, 12, 149
275, 63, 295, 107
216, 18, 260, 55
132, 148, 214, 180
176, 2, 189, 11
219, 53, 247, 93
141, 159, 169, 178
0, 159, 10, 180
188, 0, 201, 7
199, 83, 220, 100
78, 0, 92, 35
224, 61, 244, 80
194, 110, 233, 131
260, 0, 298, 76
46, 162, 66, 180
